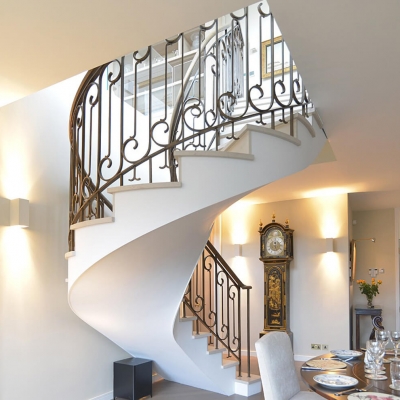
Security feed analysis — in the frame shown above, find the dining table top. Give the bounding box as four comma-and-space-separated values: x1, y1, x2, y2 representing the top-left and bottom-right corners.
300, 352, 400, 399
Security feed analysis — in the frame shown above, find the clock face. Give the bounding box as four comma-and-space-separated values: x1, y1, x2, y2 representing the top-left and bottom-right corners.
265, 229, 285, 257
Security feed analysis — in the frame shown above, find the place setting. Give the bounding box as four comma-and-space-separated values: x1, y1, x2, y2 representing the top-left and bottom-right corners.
331, 350, 364, 360
346, 394, 400, 399
304, 358, 348, 371
301, 334, 400, 398
306, 348, 363, 394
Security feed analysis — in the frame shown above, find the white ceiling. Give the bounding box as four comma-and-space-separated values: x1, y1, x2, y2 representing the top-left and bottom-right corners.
243, 0, 400, 210
0, 0, 254, 107
1, 0, 399, 211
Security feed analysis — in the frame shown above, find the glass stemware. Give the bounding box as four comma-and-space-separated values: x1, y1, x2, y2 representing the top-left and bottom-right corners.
391, 331, 400, 361
364, 342, 375, 371
376, 330, 391, 350
365, 340, 387, 380
391, 360, 400, 390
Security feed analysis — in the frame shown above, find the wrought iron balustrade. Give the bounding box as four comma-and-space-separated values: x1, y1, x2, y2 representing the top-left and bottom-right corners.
182, 240, 251, 378
68, 1, 313, 250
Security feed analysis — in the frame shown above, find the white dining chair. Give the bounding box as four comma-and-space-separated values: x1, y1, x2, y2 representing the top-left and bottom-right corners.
255, 332, 324, 400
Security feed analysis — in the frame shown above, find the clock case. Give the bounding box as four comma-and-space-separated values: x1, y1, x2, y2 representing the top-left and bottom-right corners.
259, 222, 293, 260
259, 222, 294, 337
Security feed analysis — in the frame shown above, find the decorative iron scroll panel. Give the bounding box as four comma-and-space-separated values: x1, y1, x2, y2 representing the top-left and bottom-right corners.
264, 262, 288, 330
69, 0, 312, 249
182, 241, 251, 378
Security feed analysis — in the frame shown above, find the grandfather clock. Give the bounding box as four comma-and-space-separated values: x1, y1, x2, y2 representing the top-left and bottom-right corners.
259, 214, 294, 341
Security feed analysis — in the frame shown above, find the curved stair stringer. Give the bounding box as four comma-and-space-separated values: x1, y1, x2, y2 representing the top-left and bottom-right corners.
69, 196, 247, 395
67, 120, 326, 395
67, 120, 324, 290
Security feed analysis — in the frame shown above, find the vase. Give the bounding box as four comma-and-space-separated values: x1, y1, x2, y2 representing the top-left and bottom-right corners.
367, 297, 374, 308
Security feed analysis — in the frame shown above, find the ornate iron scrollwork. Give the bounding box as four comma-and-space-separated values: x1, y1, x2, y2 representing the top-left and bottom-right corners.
182, 241, 251, 378
68, 1, 313, 250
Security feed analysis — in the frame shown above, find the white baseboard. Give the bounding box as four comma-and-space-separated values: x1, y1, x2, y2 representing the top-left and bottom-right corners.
88, 391, 112, 400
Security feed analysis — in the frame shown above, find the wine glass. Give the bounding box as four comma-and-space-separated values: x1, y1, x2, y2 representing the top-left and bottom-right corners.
364, 340, 375, 371
391, 331, 400, 361
365, 340, 387, 380
376, 330, 391, 350
376, 330, 391, 366
391, 360, 400, 390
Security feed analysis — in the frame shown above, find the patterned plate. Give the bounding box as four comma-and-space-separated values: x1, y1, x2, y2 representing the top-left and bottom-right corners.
313, 374, 358, 389
348, 393, 400, 400
331, 349, 363, 359
306, 359, 347, 370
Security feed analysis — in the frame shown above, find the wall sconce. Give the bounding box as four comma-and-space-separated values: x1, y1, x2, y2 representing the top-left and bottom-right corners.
10, 198, 29, 227
326, 238, 334, 253
1, 198, 29, 228
234, 244, 243, 257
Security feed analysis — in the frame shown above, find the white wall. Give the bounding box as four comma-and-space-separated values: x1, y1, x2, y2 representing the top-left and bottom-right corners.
352, 209, 396, 347
220, 194, 350, 359
0, 75, 129, 400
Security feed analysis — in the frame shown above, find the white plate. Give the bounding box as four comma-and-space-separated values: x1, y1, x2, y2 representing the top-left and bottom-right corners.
331, 349, 363, 359
348, 393, 400, 399
313, 374, 358, 389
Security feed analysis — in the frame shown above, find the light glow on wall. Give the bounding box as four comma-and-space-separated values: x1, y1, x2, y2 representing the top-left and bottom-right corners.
322, 212, 340, 239
232, 255, 250, 282
323, 252, 341, 277
1, 226, 33, 285
312, 195, 345, 240
0, 136, 32, 200
304, 186, 356, 200
225, 201, 253, 245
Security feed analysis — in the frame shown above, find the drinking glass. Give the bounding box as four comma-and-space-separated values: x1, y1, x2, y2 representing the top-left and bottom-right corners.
376, 330, 391, 350
391, 331, 400, 361
365, 340, 384, 373
365, 340, 387, 380
391, 360, 400, 389
364, 340, 375, 371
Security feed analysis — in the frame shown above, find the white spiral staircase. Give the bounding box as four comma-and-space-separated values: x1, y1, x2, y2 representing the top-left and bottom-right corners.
65, 116, 326, 396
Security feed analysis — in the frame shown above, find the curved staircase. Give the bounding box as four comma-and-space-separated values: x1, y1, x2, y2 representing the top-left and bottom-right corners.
66, 119, 326, 395
65, 3, 327, 395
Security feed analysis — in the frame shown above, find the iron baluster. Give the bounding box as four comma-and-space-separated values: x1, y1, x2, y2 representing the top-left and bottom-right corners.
238, 287, 241, 377
182, 241, 252, 377
246, 288, 250, 377
68, 0, 314, 253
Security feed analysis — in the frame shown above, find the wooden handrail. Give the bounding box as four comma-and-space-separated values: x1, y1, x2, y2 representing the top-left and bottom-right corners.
206, 240, 252, 290
67, 3, 312, 250
183, 239, 252, 377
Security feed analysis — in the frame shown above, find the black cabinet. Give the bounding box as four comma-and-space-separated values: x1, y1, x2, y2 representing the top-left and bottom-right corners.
114, 358, 152, 400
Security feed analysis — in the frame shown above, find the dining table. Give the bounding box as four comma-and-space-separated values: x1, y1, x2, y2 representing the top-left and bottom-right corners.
300, 352, 400, 399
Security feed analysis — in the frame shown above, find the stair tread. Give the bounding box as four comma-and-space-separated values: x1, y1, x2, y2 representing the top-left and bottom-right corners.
222, 358, 240, 369
207, 345, 226, 354
179, 316, 197, 322
235, 373, 261, 384
192, 332, 212, 339
108, 181, 182, 194
174, 150, 254, 161
70, 216, 114, 231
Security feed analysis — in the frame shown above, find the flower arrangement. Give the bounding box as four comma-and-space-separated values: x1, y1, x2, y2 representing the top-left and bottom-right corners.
356, 278, 382, 308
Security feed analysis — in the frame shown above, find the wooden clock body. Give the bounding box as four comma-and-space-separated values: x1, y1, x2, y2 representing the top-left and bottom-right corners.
259, 221, 294, 340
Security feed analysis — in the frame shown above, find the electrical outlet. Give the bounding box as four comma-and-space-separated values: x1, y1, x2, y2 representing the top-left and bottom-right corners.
322, 344, 329, 350
311, 343, 321, 350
